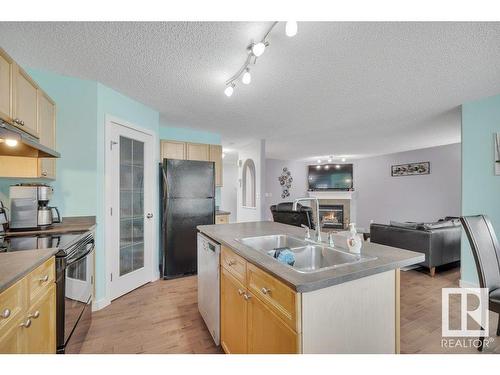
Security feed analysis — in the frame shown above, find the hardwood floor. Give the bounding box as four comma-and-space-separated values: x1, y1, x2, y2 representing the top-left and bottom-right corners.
79, 276, 221, 354
400, 266, 499, 354
79, 267, 499, 354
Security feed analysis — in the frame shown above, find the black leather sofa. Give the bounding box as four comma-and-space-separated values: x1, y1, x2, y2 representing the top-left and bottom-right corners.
270, 202, 315, 229
370, 219, 461, 276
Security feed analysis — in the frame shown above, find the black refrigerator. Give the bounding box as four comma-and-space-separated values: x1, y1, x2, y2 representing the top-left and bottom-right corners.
160, 159, 215, 279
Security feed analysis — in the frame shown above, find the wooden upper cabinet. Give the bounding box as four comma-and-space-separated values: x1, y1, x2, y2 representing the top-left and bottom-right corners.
160, 140, 223, 186
37, 92, 56, 179
186, 142, 209, 161
209, 144, 223, 187
0, 48, 14, 122
13, 65, 39, 138
161, 140, 186, 160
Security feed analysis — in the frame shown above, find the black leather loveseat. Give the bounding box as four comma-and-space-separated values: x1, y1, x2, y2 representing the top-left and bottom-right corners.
370, 219, 461, 276
270, 202, 315, 229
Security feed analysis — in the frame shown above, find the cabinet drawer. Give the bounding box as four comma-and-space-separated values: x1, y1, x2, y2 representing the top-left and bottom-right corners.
221, 246, 247, 285
247, 263, 298, 331
0, 279, 26, 333
27, 257, 55, 305
216, 215, 229, 224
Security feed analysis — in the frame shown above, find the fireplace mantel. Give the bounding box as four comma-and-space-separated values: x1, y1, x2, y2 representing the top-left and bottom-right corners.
307, 190, 354, 200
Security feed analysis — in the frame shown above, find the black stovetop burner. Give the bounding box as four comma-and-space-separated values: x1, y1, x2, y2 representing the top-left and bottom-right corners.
0, 232, 86, 254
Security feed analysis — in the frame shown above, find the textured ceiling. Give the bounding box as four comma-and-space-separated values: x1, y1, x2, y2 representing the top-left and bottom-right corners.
0, 22, 499, 160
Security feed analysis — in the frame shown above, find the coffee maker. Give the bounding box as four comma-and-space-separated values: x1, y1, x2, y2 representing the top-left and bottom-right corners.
9, 184, 61, 230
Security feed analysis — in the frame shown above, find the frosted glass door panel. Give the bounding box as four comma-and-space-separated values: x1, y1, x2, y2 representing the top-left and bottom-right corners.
119, 136, 145, 276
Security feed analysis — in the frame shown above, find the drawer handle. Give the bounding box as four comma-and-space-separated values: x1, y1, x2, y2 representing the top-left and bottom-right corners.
38, 275, 49, 282
20, 319, 31, 328
1, 309, 11, 319
237, 289, 244, 296
28, 311, 40, 319
261, 287, 271, 295
227, 260, 236, 266
41, 171, 48, 177
243, 293, 252, 301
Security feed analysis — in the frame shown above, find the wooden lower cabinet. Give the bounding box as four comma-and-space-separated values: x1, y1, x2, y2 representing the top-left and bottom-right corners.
25, 284, 56, 354
0, 257, 56, 354
220, 246, 300, 354
0, 317, 25, 354
247, 291, 298, 354
215, 214, 229, 224
220, 267, 247, 354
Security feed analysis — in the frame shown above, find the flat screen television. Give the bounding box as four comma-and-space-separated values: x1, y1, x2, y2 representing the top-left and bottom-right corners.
308, 164, 353, 190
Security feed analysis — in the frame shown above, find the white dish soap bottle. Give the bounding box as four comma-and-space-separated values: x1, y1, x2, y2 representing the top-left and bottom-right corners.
346, 223, 362, 254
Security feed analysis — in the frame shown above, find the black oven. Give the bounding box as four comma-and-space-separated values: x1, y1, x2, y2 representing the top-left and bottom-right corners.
57, 233, 94, 353
3, 230, 95, 354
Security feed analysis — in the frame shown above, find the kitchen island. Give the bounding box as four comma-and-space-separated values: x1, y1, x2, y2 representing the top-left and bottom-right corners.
197, 221, 424, 354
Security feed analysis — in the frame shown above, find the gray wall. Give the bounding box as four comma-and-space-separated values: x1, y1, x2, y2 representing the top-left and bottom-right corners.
354, 143, 461, 229
264, 143, 461, 228
220, 155, 238, 223
264, 159, 309, 220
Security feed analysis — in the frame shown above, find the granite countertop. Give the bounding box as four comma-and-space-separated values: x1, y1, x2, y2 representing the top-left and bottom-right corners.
6, 216, 96, 237
198, 221, 425, 293
216, 210, 231, 216
0, 249, 58, 293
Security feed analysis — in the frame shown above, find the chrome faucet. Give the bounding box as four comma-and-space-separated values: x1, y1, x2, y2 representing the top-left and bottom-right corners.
293, 197, 322, 243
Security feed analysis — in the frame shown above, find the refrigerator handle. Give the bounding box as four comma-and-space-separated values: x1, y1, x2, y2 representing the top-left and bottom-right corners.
161, 166, 168, 230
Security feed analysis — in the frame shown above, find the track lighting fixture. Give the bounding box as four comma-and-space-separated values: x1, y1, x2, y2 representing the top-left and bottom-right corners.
223, 22, 298, 97
341, 157, 347, 162
242, 69, 251, 85
317, 159, 322, 164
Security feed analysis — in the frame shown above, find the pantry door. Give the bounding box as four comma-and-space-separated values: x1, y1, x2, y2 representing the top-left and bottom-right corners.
106, 118, 155, 301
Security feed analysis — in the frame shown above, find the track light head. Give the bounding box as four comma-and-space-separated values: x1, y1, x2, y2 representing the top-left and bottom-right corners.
242, 69, 251, 85
251, 42, 266, 57
285, 21, 298, 37
224, 83, 235, 97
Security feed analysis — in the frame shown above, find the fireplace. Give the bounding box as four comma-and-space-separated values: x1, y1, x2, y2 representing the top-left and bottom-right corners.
319, 204, 344, 229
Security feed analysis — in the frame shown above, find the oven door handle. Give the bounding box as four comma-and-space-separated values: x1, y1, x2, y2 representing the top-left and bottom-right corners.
66, 240, 95, 266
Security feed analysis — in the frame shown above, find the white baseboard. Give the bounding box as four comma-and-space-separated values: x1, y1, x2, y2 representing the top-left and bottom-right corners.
92, 297, 111, 312
459, 279, 479, 289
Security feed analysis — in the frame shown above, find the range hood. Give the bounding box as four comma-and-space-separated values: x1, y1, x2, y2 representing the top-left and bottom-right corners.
0, 120, 60, 158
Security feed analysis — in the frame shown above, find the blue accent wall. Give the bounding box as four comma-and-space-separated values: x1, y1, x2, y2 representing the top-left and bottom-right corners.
94, 83, 160, 301
0, 68, 222, 304
461, 94, 500, 285
0, 70, 98, 214
159, 123, 221, 145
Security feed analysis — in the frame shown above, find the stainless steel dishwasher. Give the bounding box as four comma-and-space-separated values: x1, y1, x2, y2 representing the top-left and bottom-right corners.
197, 233, 220, 346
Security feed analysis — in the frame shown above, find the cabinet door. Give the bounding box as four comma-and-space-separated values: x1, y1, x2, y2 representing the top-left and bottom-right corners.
160, 140, 186, 160
25, 284, 56, 354
13, 65, 39, 137
247, 291, 298, 354
0, 48, 14, 122
209, 144, 223, 187
220, 267, 247, 354
186, 142, 209, 161
0, 317, 26, 354
37, 91, 56, 179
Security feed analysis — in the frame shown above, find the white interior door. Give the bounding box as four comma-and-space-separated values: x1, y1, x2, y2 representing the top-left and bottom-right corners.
106, 120, 154, 300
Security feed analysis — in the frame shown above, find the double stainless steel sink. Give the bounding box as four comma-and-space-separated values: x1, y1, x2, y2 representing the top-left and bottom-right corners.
236, 234, 376, 273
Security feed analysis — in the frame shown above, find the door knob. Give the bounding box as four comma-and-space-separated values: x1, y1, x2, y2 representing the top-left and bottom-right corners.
146, 213, 153, 219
